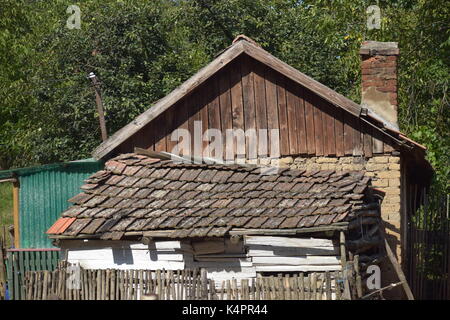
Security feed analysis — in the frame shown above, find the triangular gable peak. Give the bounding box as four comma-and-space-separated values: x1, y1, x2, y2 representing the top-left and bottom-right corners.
93, 37, 424, 160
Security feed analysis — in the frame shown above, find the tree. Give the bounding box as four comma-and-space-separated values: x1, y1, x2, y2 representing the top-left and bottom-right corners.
0, 0, 448, 191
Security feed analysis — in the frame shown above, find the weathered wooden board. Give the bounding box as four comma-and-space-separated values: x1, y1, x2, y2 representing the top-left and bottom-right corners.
186, 259, 253, 269
244, 236, 335, 248
252, 256, 340, 266
247, 246, 339, 256
194, 256, 252, 262
285, 80, 299, 155
254, 62, 269, 157
224, 238, 245, 254
67, 249, 185, 262
192, 240, 225, 255
295, 85, 307, 154
69, 259, 185, 270
304, 89, 316, 155
241, 55, 257, 159
206, 267, 257, 288
265, 67, 280, 158
61, 240, 193, 251
276, 73, 290, 156
254, 265, 341, 272
313, 95, 324, 156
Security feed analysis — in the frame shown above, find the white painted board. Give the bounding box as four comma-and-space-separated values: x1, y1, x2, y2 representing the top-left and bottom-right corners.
247, 247, 339, 256
252, 256, 341, 266
244, 236, 335, 248
254, 265, 342, 272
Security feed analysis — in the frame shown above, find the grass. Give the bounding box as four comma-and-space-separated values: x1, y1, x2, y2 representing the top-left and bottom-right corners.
0, 183, 13, 247
0, 182, 13, 226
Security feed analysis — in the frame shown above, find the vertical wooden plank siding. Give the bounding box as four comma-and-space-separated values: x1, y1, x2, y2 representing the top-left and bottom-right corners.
352, 119, 363, 156
241, 55, 257, 159
192, 92, 204, 159
334, 108, 345, 157
218, 67, 234, 161
285, 80, 299, 155
372, 126, 384, 154
186, 91, 200, 158
166, 102, 180, 155
253, 62, 269, 157
154, 113, 168, 152
343, 112, 354, 155
317, 97, 336, 156
178, 98, 191, 158
208, 75, 222, 158
275, 73, 290, 156
303, 89, 316, 155
229, 58, 245, 159
363, 123, 373, 157
326, 107, 337, 156
207, 76, 222, 128
112, 55, 400, 158
312, 95, 324, 156
264, 68, 280, 157
199, 87, 210, 155
295, 85, 307, 155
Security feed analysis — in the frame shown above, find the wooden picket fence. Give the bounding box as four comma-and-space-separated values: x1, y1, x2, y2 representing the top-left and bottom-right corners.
22, 265, 357, 300
5, 248, 60, 300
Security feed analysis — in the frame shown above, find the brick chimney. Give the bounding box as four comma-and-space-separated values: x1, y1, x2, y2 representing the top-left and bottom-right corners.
360, 41, 399, 129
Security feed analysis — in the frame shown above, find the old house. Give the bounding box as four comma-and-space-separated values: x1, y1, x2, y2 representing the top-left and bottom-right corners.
46, 36, 432, 298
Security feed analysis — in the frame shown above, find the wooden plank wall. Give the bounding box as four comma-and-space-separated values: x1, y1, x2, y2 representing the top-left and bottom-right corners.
116, 55, 397, 159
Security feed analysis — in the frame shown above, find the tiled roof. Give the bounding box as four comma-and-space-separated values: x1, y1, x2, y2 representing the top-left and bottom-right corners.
47, 153, 375, 239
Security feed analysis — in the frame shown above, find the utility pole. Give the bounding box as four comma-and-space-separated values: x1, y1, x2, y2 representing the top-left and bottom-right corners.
88, 72, 108, 141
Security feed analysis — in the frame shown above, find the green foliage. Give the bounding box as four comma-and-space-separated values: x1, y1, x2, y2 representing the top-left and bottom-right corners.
0, 183, 13, 226
0, 0, 448, 191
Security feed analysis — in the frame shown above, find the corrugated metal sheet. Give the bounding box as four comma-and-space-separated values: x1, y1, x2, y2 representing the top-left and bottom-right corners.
15, 159, 103, 248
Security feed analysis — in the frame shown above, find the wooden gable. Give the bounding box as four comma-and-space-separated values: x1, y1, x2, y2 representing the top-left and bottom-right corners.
111, 53, 396, 160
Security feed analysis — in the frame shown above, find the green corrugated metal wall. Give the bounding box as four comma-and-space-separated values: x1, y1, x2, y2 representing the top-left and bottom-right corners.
17, 159, 103, 248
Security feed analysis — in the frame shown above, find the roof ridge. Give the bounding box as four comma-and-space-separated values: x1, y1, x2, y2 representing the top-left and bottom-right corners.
106, 151, 371, 182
